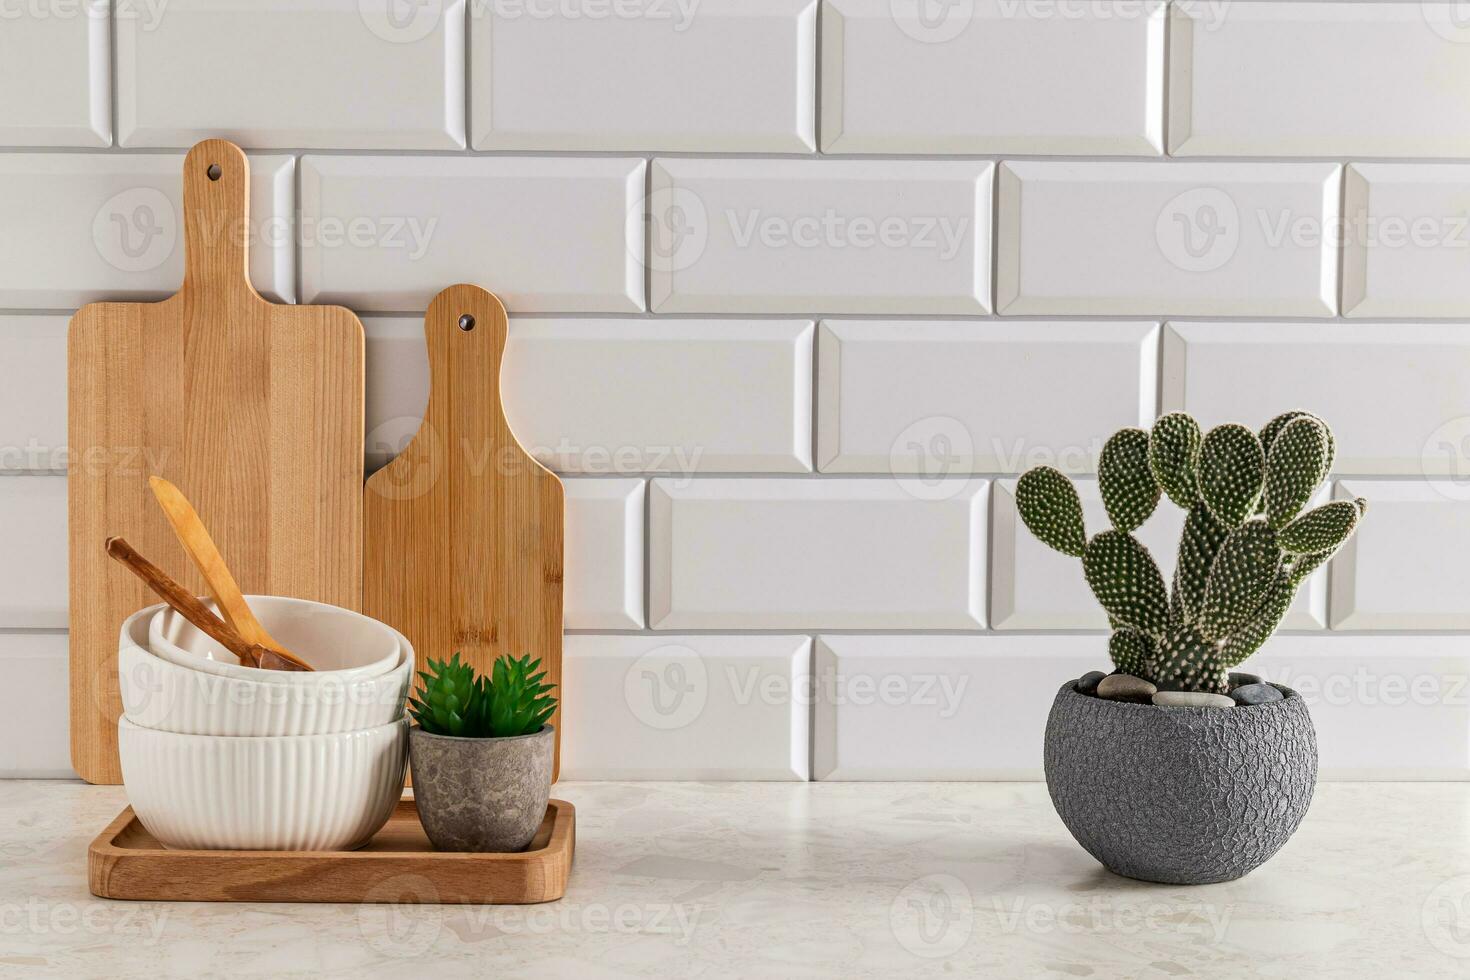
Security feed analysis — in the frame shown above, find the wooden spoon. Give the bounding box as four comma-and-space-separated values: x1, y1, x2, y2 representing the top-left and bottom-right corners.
105, 537, 309, 672
147, 476, 313, 671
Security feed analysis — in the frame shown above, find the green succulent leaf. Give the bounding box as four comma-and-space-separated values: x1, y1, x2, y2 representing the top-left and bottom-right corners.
1198, 520, 1283, 640
1149, 412, 1203, 509
409, 651, 559, 739
1108, 628, 1157, 681
1170, 501, 1229, 626
1082, 530, 1170, 638
1198, 424, 1265, 528
1279, 499, 1363, 555
1264, 415, 1332, 529
1015, 466, 1086, 558
1099, 427, 1160, 533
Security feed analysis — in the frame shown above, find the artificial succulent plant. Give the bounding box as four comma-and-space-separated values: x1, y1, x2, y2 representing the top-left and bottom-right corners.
1016, 411, 1366, 695
409, 652, 557, 738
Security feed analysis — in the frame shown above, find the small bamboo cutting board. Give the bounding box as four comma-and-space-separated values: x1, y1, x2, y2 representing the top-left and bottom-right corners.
69, 140, 364, 784
364, 284, 564, 776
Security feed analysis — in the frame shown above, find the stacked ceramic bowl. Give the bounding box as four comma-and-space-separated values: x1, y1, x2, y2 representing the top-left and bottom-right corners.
116, 597, 413, 851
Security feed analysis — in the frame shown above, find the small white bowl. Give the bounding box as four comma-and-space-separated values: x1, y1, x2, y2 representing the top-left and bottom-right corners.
118, 605, 411, 737
149, 595, 400, 684
118, 715, 409, 851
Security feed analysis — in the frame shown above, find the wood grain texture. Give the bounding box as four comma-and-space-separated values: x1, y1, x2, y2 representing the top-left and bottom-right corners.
364, 285, 564, 777
89, 799, 574, 904
69, 140, 363, 784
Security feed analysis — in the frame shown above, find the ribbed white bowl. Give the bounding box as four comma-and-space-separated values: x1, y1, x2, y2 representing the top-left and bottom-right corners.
149, 595, 401, 684
118, 716, 409, 851
118, 605, 412, 737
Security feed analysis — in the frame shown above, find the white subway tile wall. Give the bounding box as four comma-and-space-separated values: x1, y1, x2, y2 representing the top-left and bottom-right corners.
1, 2, 1465, 779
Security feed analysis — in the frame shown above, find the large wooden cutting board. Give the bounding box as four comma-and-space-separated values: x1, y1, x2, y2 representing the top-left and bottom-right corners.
364, 285, 564, 777
69, 140, 364, 784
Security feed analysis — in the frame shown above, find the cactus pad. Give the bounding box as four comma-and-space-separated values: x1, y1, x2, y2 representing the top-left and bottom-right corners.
1170, 501, 1230, 626
1082, 530, 1170, 637
1198, 521, 1282, 640
1099, 427, 1160, 533
1149, 412, 1202, 509
1264, 415, 1332, 529
1279, 499, 1362, 555
1155, 625, 1229, 694
1198, 424, 1265, 527
1220, 571, 1295, 667
1109, 628, 1157, 678
1015, 466, 1087, 557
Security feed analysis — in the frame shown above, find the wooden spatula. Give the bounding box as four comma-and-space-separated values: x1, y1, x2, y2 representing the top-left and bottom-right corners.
104, 537, 309, 671
147, 476, 313, 671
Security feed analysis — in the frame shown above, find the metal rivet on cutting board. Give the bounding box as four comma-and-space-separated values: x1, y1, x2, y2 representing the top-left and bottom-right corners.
206, 164, 221, 181
458, 314, 476, 332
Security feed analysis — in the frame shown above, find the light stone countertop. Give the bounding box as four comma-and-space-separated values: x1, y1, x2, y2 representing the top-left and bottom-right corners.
1, 780, 1467, 979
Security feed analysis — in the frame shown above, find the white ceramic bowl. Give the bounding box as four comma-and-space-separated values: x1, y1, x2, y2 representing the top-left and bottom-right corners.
118, 605, 412, 737
118, 715, 409, 850
149, 595, 400, 684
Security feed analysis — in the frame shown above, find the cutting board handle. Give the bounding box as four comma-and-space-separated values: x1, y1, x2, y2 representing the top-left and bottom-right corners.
181, 139, 255, 300
424, 283, 510, 404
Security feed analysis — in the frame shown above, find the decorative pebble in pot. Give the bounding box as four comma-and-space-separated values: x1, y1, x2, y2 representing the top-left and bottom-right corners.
1017, 411, 1365, 885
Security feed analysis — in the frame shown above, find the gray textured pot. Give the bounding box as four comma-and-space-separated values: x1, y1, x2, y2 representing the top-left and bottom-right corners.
409, 724, 554, 852
1044, 681, 1316, 885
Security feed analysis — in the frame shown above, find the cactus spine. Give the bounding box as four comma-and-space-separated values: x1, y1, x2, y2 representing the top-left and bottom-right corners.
1015, 411, 1365, 694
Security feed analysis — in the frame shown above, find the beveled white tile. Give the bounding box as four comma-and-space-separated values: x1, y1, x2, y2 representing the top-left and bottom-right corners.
649, 158, 992, 314
996, 161, 1340, 317
822, 0, 1163, 154
503, 320, 813, 473
817, 320, 1157, 475
0, 153, 295, 307
1170, 2, 1470, 157
0, 317, 68, 473
0, 633, 72, 778
814, 635, 1098, 780
1163, 322, 1470, 476
472, 0, 815, 151
366, 318, 813, 472
0, 476, 67, 629
1253, 637, 1470, 779
1330, 481, 1470, 631
560, 634, 810, 780
117, 0, 465, 149
991, 478, 1326, 631
1343, 165, 1470, 318
564, 479, 645, 630
301, 156, 645, 313
0, 0, 110, 147
650, 478, 987, 629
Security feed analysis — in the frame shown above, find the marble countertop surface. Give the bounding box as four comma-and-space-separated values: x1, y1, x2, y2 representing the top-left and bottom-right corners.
1, 779, 1467, 979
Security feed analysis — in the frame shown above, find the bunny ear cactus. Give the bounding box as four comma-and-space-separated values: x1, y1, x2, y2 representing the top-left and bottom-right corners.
1015, 411, 1364, 695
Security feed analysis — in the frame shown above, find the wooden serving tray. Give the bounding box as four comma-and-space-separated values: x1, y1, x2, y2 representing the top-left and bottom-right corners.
88, 798, 574, 904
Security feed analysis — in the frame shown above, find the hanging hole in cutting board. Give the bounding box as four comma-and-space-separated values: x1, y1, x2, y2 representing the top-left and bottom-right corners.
206, 163, 221, 181
458, 314, 476, 332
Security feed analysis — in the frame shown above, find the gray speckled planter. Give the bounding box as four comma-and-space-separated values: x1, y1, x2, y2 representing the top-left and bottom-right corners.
1044, 681, 1316, 885
409, 725, 554, 852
